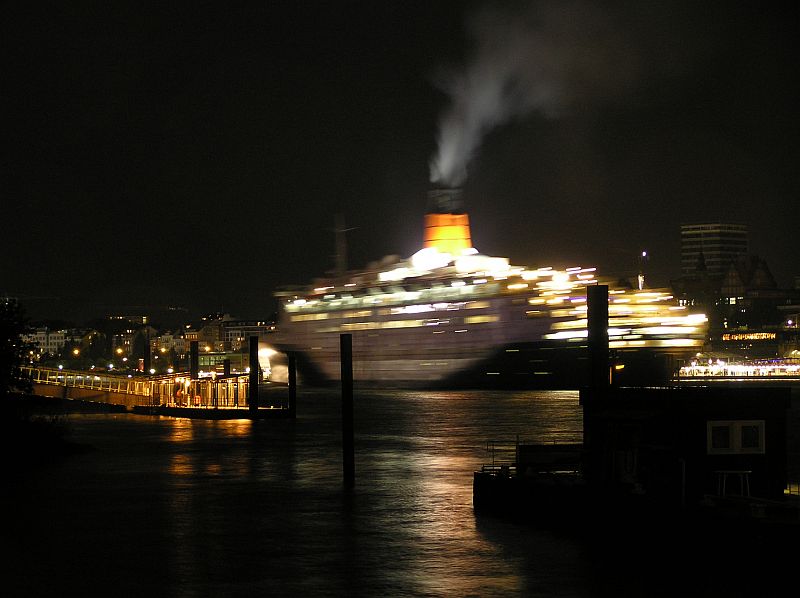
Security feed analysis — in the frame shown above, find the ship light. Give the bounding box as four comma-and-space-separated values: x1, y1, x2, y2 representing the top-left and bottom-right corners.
412, 247, 452, 272
455, 253, 508, 275
394, 304, 434, 314
685, 314, 708, 324
379, 267, 411, 282
552, 272, 570, 286
545, 330, 588, 340
655, 339, 703, 347
551, 319, 587, 330
640, 326, 698, 335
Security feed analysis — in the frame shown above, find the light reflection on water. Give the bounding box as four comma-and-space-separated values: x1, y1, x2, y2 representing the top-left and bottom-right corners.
7, 390, 602, 597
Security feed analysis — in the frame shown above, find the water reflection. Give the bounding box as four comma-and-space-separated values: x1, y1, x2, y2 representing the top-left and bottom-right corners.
168, 452, 193, 476
10, 390, 596, 597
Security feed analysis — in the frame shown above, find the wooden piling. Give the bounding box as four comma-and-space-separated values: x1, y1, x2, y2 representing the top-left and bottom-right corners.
249, 336, 259, 413
587, 284, 610, 390
341, 334, 355, 488
288, 351, 297, 419
190, 341, 199, 380
143, 327, 151, 374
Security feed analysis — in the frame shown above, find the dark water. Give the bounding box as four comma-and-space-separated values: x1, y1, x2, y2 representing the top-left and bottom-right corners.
4, 390, 789, 597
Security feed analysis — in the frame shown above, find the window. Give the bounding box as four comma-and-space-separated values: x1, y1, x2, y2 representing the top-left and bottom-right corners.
464, 315, 499, 324
741, 425, 761, 449
710, 425, 730, 450
706, 420, 765, 454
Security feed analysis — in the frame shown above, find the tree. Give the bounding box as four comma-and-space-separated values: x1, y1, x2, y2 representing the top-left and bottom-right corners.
1, 299, 76, 468
0, 298, 33, 399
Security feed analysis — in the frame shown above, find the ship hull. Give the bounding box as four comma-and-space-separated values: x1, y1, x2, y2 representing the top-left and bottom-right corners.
269, 338, 686, 390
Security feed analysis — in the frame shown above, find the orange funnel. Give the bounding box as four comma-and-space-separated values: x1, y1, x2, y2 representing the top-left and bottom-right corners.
423, 212, 472, 255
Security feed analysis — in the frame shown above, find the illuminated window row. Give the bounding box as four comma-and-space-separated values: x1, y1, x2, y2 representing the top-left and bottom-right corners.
290, 313, 330, 322
286, 283, 500, 313
464, 315, 499, 324
312, 315, 500, 333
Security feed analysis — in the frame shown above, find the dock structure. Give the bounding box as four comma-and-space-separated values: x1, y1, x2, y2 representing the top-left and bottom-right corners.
20, 366, 294, 420
473, 281, 800, 531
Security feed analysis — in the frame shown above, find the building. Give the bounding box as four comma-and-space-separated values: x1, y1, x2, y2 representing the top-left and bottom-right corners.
23, 327, 67, 356
580, 386, 792, 504
673, 221, 800, 361
154, 331, 186, 355
473, 385, 795, 526
222, 319, 275, 351
22, 327, 93, 360
681, 223, 748, 277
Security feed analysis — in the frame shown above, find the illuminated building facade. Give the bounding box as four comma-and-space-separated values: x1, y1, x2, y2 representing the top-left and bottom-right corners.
23, 327, 67, 356
673, 231, 800, 362
680, 222, 748, 276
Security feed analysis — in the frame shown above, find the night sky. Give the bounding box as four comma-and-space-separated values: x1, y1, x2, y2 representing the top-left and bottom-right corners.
3, 1, 797, 324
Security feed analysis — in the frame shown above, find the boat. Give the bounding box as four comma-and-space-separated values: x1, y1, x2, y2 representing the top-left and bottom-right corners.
269, 189, 707, 388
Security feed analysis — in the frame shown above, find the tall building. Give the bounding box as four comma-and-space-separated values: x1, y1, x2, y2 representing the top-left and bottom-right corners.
680, 223, 748, 276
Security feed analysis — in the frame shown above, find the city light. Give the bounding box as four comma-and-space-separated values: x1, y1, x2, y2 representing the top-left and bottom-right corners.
679, 360, 800, 378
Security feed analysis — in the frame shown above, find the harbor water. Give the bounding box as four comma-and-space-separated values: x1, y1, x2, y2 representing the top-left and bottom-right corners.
5, 389, 789, 597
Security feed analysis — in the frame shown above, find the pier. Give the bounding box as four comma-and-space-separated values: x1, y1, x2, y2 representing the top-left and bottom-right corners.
20, 366, 295, 420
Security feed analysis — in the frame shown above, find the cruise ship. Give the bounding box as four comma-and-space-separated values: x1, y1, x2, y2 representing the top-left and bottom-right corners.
270, 189, 707, 389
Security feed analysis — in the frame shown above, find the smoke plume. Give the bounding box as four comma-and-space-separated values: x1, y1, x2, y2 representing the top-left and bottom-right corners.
429, 1, 638, 187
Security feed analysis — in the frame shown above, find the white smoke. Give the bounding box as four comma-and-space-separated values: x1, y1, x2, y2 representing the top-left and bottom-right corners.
430, 2, 637, 187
